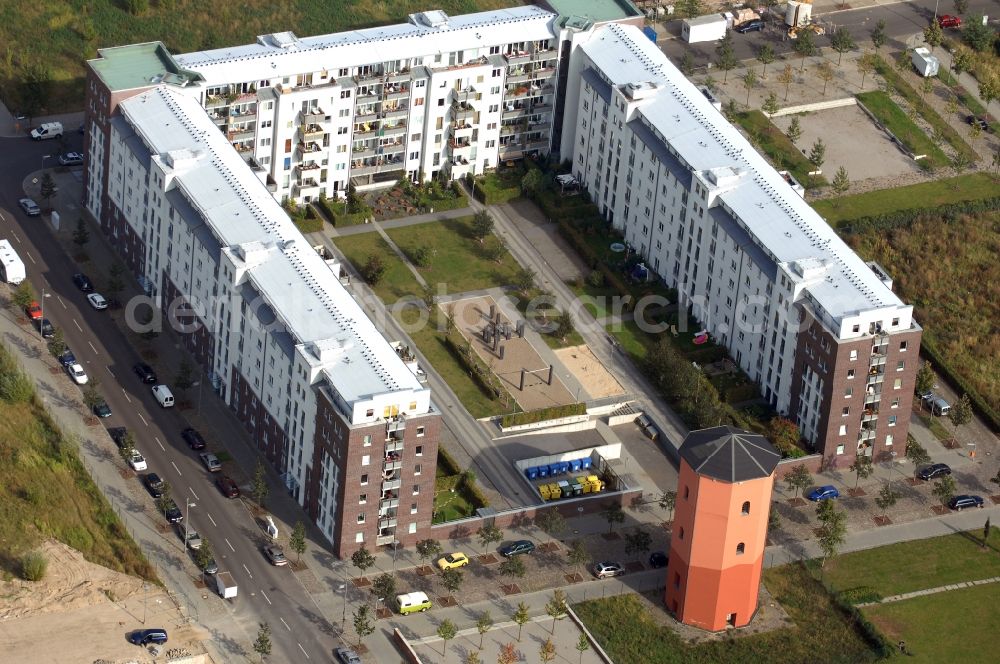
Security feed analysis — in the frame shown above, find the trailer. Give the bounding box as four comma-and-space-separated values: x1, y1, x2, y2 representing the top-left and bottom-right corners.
213, 571, 238, 599
910, 47, 940, 77
682, 14, 728, 44
0, 240, 26, 285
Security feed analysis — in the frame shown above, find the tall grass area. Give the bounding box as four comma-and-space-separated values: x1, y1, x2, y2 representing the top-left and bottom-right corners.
0, 344, 156, 581
0, 0, 520, 112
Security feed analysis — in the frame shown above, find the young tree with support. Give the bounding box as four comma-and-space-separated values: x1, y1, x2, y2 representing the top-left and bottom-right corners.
476, 525, 503, 553
476, 610, 494, 649
849, 453, 874, 490
545, 589, 568, 634
757, 43, 775, 77
601, 502, 625, 532
437, 619, 458, 656
512, 602, 531, 642
351, 545, 376, 582
785, 464, 812, 499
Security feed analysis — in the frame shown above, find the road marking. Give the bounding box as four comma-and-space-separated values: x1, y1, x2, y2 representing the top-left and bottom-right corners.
105, 366, 114, 376
171, 461, 182, 477
242, 563, 253, 579
224, 537, 234, 552
297, 643, 310, 659
207, 513, 217, 527
154, 436, 164, 451
25, 252, 35, 265
279, 618, 291, 632
189, 487, 199, 501
88, 341, 98, 354
73, 319, 82, 332
260, 589, 272, 605
138, 412, 148, 427
122, 389, 132, 403
57, 296, 66, 309
11, 231, 20, 243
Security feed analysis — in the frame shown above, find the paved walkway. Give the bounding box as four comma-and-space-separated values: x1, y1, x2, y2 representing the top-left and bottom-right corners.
856, 575, 1000, 607
369, 217, 428, 287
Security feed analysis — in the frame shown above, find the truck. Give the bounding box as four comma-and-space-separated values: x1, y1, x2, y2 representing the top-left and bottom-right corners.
910, 47, 940, 77
682, 14, 728, 44
212, 571, 238, 599
30, 122, 63, 141
0, 240, 26, 285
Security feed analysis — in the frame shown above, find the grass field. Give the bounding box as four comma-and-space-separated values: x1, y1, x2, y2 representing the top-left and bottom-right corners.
574, 564, 881, 664
0, 345, 156, 581
332, 233, 422, 305
733, 110, 826, 187
813, 172, 998, 224
822, 528, 1000, 598
855, 91, 948, 167
1, 0, 520, 113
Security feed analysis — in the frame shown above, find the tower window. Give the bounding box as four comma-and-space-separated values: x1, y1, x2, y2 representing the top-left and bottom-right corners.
741, 501, 750, 515
736, 542, 745, 555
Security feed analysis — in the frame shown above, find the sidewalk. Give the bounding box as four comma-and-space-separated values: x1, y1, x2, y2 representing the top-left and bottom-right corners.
0, 99, 84, 138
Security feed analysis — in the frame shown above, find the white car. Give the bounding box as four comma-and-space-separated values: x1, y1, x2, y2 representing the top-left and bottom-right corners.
128, 449, 147, 471
66, 363, 88, 385
87, 293, 108, 310
58, 151, 84, 166
19, 198, 40, 216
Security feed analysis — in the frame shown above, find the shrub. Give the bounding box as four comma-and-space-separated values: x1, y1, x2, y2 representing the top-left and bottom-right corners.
500, 403, 587, 428
838, 586, 883, 605
437, 446, 462, 476
20, 551, 48, 581
838, 196, 1000, 233
0, 369, 35, 404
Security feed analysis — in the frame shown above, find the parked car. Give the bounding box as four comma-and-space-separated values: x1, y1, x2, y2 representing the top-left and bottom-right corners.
72, 273, 94, 292
966, 115, 990, 132
128, 450, 147, 472
133, 362, 157, 384
66, 362, 88, 385
109, 427, 129, 449
58, 151, 84, 166
735, 19, 765, 34
87, 293, 108, 310
335, 645, 363, 664
177, 525, 202, 550
937, 14, 962, 28
92, 400, 112, 418
216, 476, 240, 498
127, 628, 167, 646
36, 318, 55, 338
592, 561, 626, 579
25, 300, 42, 320
437, 552, 470, 570
917, 463, 952, 481
263, 544, 288, 566
181, 427, 206, 450
649, 551, 669, 568
948, 495, 984, 511
18, 198, 40, 217
807, 485, 841, 501
58, 348, 77, 367
163, 500, 183, 523
199, 452, 222, 473
143, 472, 165, 498
190, 548, 219, 575
498, 540, 535, 557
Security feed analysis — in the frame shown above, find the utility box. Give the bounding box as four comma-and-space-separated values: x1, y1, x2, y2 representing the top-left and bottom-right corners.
681, 14, 728, 43
910, 47, 939, 77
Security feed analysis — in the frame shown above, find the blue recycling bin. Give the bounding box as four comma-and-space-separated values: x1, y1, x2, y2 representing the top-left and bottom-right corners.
537, 465, 550, 479
569, 458, 583, 473
525, 466, 539, 480
556, 461, 570, 475
548, 463, 563, 476
581, 457, 593, 470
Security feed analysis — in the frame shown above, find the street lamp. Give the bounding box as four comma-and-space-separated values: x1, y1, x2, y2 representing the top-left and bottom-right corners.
338, 582, 347, 632
39, 289, 52, 339
184, 499, 196, 547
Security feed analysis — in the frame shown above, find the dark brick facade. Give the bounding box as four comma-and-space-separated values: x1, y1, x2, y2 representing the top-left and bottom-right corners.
228, 366, 288, 468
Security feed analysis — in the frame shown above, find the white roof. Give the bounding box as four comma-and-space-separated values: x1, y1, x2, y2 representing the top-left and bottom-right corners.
579, 24, 906, 325
117, 88, 424, 405
174, 6, 557, 85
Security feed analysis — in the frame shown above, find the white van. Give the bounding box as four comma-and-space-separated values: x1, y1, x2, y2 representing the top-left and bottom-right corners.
152, 384, 175, 407
30, 122, 63, 141
0, 239, 26, 284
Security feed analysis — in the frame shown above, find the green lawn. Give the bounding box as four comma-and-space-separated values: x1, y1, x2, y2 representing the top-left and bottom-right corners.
433, 468, 479, 523
574, 564, 882, 664
823, 528, 1000, 598
332, 233, 423, 305
865, 583, 1000, 663
733, 110, 826, 187
914, 410, 953, 442
856, 91, 948, 167
386, 217, 523, 295
813, 172, 999, 224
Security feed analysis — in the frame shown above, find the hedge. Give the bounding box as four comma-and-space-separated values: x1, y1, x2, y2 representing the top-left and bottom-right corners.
920, 335, 1000, 433
838, 195, 1000, 234
292, 217, 324, 233
437, 445, 462, 476
474, 173, 521, 205
460, 474, 490, 509
419, 182, 468, 212
838, 586, 883, 605
500, 402, 587, 428
313, 197, 341, 225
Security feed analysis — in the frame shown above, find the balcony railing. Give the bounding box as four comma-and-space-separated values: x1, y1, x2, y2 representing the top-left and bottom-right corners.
385, 441, 404, 454
526, 139, 548, 151
296, 163, 320, 174
384, 460, 402, 472
300, 124, 326, 140
381, 478, 402, 492
505, 50, 531, 63
301, 108, 325, 123
381, 123, 407, 137
452, 103, 475, 120
382, 106, 409, 120
531, 48, 556, 62
380, 497, 399, 510
228, 128, 255, 142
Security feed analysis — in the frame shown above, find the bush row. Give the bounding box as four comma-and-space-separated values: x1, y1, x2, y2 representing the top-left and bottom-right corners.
500, 402, 587, 428
419, 182, 467, 212
838, 195, 1000, 234
814, 568, 894, 658
920, 336, 1000, 432
460, 473, 490, 510
838, 586, 883, 605
437, 445, 462, 476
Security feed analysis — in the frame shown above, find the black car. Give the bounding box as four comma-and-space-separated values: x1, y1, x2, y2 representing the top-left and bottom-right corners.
93, 401, 112, 418
736, 19, 765, 33
498, 540, 535, 557
127, 628, 168, 646
966, 115, 991, 132
917, 463, 952, 481
72, 272, 94, 292
143, 472, 165, 498
181, 427, 206, 450
133, 362, 157, 384
948, 494, 984, 511
36, 318, 55, 338
163, 500, 183, 524
58, 348, 77, 367
649, 551, 668, 568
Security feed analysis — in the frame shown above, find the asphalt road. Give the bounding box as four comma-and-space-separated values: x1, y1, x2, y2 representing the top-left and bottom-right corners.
660, 0, 1000, 65
0, 134, 337, 661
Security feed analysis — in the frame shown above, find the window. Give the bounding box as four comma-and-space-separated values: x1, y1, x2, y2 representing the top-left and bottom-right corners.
892, 317, 900, 326
415, 445, 423, 456
359, 494, 367, 504
736, 542, 745, 555
839, 424, 847, 436
896, 360, 905, 372
409, 401, 417, 411
886, 434, 894, 446
683, 486, 689, 500
849, 350, 858, 361
357, 513, 365, 524
361, 474, 369, 485
741, 501, 750, 515
410, 503, 418, 515
842, 407, 850, 416
366, 409, 374, 417
414, 464, 422, 476
678, 527, 684, 540
899, 341, 908, 351
852, 324, 860, 333
417, 426, 425, 437
355, 532, 364, 543
836, 444, 845, 455
845, 387, 853, 398
888, 415, 897, 427
361, 455, 370, 466
363, 435, 372, 447
894, 378, 902, 389
408, 522, 417, 534
413, 484, 420, 495
847, 369, 856, 379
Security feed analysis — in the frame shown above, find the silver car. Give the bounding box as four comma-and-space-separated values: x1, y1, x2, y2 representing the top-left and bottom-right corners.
335, 646, 362, 664
592, 561, 625, 579
19, 198, 40, 216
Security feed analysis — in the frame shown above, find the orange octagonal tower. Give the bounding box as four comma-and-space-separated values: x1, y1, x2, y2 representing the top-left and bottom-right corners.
665, 426, 781, 631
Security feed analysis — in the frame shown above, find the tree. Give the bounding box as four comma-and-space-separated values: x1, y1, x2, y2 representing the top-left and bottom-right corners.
915, 361, 935, 396
472, 210, 495, 244
513, 266, 535, 294
979, 74, 1000, 107
601, 502, 625, 532
870, 19, 887, 52
786, 116, 802, 145
484, 239, 505, 264
540, 637, 557, 663
948, 393, 973, 432
39, 172, 57, 211
951, 48, 974, 74
498, 642, 519, 664
466, 651, 482, 664
73, 217, 90, 248
817, 507, 847, 565
850, 453, 874, 489
857, 51, 876, 91
969, 118, 983, 144
174, 358, 194, 393
252, 622, 272, 662
905, 438, 931, 470
778, 65, 795, 102
679, 52, 695, 77
832, 166, 851, 196
193, 536, 215, 571
437, 619, 458, 656
284, 520, 306, 564
702, 75, 717, 93
741, 69, 758, 108
576, 633, 591, 663
567, 539, 588, 571
722, 98, 740, 123
251, 459, 269, 507
543, 589, 568, 636
816, 61, 835, 96
476, 525, 503, 553
923, 20, 943, 52
624, 527, 652, 557
932, 475, 957, 506
677, 0, 704, 20
440, 567, 464, 594
351, 545, 375, 581
553, 309, 574, 342
715, 38, 737, 84
785, 464, 812, 499
757, 43, 775, 77
535, 510, 567, 537
984, 517, 992, 549
47, 328, 67, 359
82, 380, 103, 410
416, 538, 442, 567
512, 602, 531, 642
830, 27, 856, 65
521, 169, 545, 196
808, 139, 826, 171
875, 483, 899, 518
12, 280, 35, 310
118, 429, 137, 467
476, 610, 494, 649
658, 490, 677, 520
762, 92, 779, 117
794, 30, 816, 71
768, 505, 782, 532
361, 254, 385, 285
963, 15, 995, 52
410, 245, 431, 268
352, 604, 375, 647
954, 0, 968, 14
499, 556, 526, 581
951, 151, 973, 176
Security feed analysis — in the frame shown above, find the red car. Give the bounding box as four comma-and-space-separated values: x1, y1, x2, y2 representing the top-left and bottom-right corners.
25, 300, 42, 321
937, 15, 962, 28
216, 476, 240, 499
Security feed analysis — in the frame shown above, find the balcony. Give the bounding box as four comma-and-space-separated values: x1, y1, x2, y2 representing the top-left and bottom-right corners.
298, 142, 322, 160
379, 142, 406, 156
861, 408, 880, 423
385, 440, 404, 454
531, 48, 556, 62
355, 110, 378, 123
500, 124, 525, 136
526, 139, 549, 151
205, 96, 228, 109
858, 428, 877, 442
353, 145, 376, 159
299, 124, 326, 141
506, 71, 531, 85
864, 391, 882, 405
532, 67, 557, 81
230, 108, 258, 123
355, 124, 379, 138
381, 122, 407, 137
210, 113, 228, 126
384, 86, 410, 101
227, 127, 255, 142
452, 105, 475, 122
452, 122, 473, 137
356, 92, 377, 105
376, 534, 396, 546
381, 478, 402, 492
296, 179, 320, 198
355, 69, 382, 83
384, 460, 402, 473
386, 417, 406, 433
505, 50, 531, 64
454, 89, 480, 104
301, 108, 326, 123
380, 497, 399, 510
502, 105, 528, 119
296, 162, 321, 174
504, 86, 531, 100
378, 517, 398, 530
382, 106, 409, 120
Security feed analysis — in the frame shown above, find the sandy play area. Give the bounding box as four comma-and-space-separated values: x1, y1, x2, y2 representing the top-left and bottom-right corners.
554, 345, 625, 399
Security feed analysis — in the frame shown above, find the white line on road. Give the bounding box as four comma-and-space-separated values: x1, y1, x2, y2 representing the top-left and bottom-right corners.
260, 589, 272, 605
138, 412, 148, 427
73, 319, 82, 332
207, 513, 217, 527
25, 252, 35, 265
122, 389, 132, 403
189, 487, 199, 501
57, 296, 66, 309
171, 461, 182, 477
88, 341, 97, 354
297, 643, 310, 659
105, 366, 114, 376
154, 436, 164, 451
224, 537, 234, 552
11, 231, 21, 243
279, 618, 291, 632
242, 563, 253, 580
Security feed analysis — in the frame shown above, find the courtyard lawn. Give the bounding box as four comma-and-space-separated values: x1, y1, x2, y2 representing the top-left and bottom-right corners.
574, 564, 882, 664
855, 91, 948, 167
332, 233, 423, 304
822, 528, 1000, 598
386, 216, 523, 295
865, 583, 1000, 663
813, 172, 998, 225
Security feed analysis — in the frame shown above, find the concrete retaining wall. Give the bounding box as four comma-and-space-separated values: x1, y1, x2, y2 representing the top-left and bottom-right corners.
773, 453, 823, 480
567, 605, 616, 664
768, 97, 857, 118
